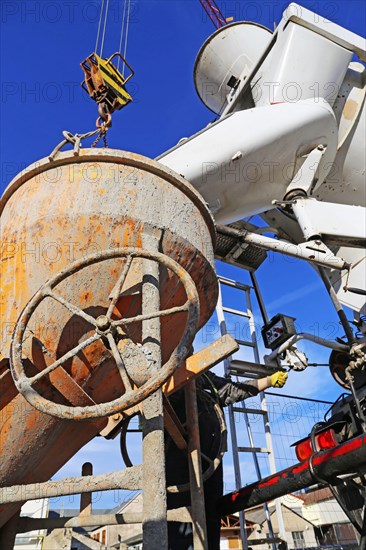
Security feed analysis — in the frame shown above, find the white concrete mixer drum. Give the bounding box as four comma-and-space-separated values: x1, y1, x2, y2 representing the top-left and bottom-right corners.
194, 22, 272, 114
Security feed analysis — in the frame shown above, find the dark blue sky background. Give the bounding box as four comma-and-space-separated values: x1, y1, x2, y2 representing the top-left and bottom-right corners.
1, 0, 365, 400
1, 0, 365, 171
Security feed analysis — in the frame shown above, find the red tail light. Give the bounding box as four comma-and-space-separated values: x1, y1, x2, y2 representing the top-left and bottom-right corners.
295, 438, 313, 461
295, 428, 337, 461
315, 428, 337, 451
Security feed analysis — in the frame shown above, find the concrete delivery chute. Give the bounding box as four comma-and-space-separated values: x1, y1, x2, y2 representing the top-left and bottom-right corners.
159, 2, 366, 313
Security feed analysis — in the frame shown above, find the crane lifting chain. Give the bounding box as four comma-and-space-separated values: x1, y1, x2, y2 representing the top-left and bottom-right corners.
80, 51, 134, 129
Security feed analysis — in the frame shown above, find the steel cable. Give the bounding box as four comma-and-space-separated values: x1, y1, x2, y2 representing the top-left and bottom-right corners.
122, 0, 131, 76
117, 0, 128, 71
100, 0, 110, 57
95, 0, 105, 53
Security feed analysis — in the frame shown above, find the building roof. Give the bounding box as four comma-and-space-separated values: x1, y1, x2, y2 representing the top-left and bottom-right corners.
117, 491, 142, 513
245, 506, 273, 525
302, 487, 333, 505
246, 501, 316, 528
221, 514, 255, 529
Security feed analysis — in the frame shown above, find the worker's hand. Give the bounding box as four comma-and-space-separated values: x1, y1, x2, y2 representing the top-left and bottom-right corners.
268, 371, 288, 388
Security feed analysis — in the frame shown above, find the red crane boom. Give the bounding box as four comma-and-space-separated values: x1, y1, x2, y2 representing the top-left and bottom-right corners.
199, 0, 227, 29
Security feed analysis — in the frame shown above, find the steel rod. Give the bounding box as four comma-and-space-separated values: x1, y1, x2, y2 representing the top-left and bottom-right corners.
47, 289, 97, 326
265, 332, 349, 363
216, 224, 347, 270
107, 255, 133, 318
264, 391, 332, 405
16, 508, 192, 533
80, 462, 93, 517
114, 302, 189, 326
29, 333, 100, 384
185, 380, 208, 550
0, 467, 142, 504
317, 265, 355, 345
249, 272, 269, 324
141, 234, 168, 549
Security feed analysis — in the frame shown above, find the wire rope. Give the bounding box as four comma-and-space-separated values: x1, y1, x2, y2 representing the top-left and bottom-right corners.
95, 0, 105, 53
122, 0, 132, 76
100, 0, 110, 57
117, 0, 128, 71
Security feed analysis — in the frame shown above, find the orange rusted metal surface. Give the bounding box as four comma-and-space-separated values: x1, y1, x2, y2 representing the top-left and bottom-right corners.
0, 149, 218, 525
163, 335, 239, 395
10, 248, 201, 420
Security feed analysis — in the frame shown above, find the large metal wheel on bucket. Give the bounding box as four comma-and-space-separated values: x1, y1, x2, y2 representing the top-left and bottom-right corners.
10, 248, 199, 420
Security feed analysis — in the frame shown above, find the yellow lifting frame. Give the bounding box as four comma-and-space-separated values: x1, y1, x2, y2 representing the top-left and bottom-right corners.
81, 52, 134, 114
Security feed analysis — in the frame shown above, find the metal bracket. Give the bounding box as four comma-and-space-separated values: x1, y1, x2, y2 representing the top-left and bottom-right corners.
264, 332, 349, 365
290, 198, 366, 246
285, 145, 326, 198
216, 224, 348, 271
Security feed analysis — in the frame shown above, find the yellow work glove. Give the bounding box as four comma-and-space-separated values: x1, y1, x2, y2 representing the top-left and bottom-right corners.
268, 371, 288, 388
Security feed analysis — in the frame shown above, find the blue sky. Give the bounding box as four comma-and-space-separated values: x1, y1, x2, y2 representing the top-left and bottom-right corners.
1, 0, 365, 510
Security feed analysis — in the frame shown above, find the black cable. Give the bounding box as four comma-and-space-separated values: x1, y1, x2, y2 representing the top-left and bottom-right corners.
318, 266, 355, 345
249, 272, 269, 324
346, 371, 366, 432
347, 287, 366, 296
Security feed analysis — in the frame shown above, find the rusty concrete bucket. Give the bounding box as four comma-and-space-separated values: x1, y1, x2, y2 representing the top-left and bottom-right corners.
0, 148, 218, 525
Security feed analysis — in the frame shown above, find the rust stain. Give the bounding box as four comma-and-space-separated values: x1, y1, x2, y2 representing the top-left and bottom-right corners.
82, 291, 93, 303
0, 149, 217, 524
343, 99, 358, 120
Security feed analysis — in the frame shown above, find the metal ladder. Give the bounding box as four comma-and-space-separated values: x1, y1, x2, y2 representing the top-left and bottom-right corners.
216, 274, 285, 549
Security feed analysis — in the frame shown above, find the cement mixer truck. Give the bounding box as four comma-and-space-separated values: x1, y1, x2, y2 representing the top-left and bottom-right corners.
158, 2, 366, 545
